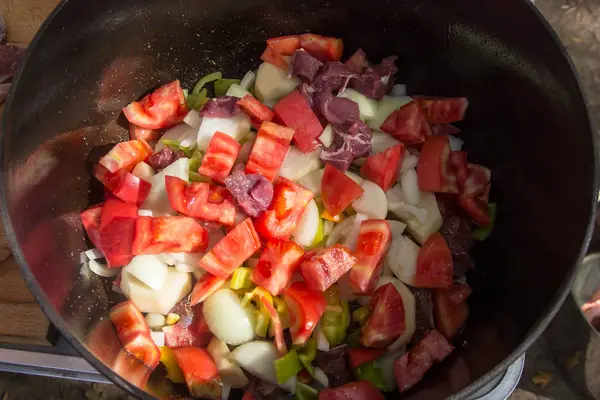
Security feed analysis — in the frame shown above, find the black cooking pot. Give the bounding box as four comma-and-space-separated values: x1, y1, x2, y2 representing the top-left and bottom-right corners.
1, 0, 597, 398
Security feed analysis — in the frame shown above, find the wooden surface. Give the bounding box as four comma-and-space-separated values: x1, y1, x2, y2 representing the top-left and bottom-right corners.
0, 0, 61, 346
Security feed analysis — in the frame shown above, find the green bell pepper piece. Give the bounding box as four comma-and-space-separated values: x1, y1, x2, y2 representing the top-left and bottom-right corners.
276, 350, 303, 384
354, 361, 386, 391
473, 203, 497, 241
192, 71, 222, 95
214, 78, 241, 96
295, 382, 318, 400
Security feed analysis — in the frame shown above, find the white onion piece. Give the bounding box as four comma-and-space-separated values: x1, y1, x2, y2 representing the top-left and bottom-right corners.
150, 331, 165, 347
315, 325, 330, 351
88, 260, 120, 277
370, 132, 400, 154
323, 221, 334, 237
240, 70, 257, 91
343, 213, 368, 251
338, 88, 379, 121
197, 114, 251, 150
208, 336, 249, 388
326, 215, 356, 247
280, 147, 322, 182
255, 62, 300, 102
386, 185, 428, 224
125, 255, 169, 291
400, 153, 419, 176
448, 135, 464, 151
229, 341, 278, 384
84, 248, 104, 261
203, 289, 256, 345
183, 110, 203, 129
374, 276, 416, 349
292, 200, 320, 247
352, 180, 388, 219
344, 171, 363, 185
383, 220, 408, 277
401, 169, 421, 206
145, 313, 166, 330
314, 367, 329, 387
132, 162, 155, 183
155, 123, 197, 152
386, 235, 420, 287
297, 169, 324, 197
391, 84, 407, 97
281, 376, 297, 394
121, 269, 191, 314
175, 263, 197, 273
156, 253, 176, 266
180, 135, 197, 149
142, 157, 189, 215
377, 347, 406, 391
138, 209, 155, 217
79, 252, 88, 264
319, 125, 335, 147
368, 95, 412, 131
388, 189, 442, 245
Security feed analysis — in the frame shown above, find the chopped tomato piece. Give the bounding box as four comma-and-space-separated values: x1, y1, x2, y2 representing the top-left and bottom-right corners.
360, 283, 406, 348
237, 95, 275, 123
457, 195, 491, 226
417, 97, 468, 124
381, 101, 431, 145
360, 144, 404, 192
254, 177, 314, 240
172, 347, 222, 400
132, 216, 209, 255
457, 163, 492, 225
417, 136, 459, 193
394, 330, 454, 392
321, 164, 364, 216
319, 381, 385, 400
245, 121, 295, 181
446, 282, 473, 305
99, 140, 153, 174
430, 123, 461, 136
100, 199, 138, 231
273, 90, 323, 153
266, 35, 302, 55
112, 350, 153, 388
283, 282, 327, 346
109, 301, 160, 368
433, 286, 469, 340
251, 239, 305, 296
348, 348, 386, 369
261, 46, 290, 70
94, 165, 151, 206
449, 150, 468, 190
99, 199, 138, 266
190, 273, 227, 306
414, 233, 453, 289
198, 132, 241, 183
299, 34, 344, 62
198, 218, 262, 278
299, 244, 356, 292
123, 80, 188, 129
350, 220, 392, 295
81, 204, 103, 249
165, 176, 236, 226
129, 122, 161, 142
164, 307, 213, 348
261, 297, 288, 355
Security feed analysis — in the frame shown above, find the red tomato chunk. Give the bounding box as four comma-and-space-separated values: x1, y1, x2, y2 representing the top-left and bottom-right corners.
417, 135, 458, 193
99, 140, 152, 174
172, 347, 222, 400
190, 273, 227, 306
132, 216, 209, 255
321, 164, 364, 217
299, 34, 344, 62
284, 282, 327, 346
299, 244, 356, 292
433, 284, 470, 340
350, 220, 392, 295
252, 239, 305, 296
414, 232, 453, 289
274, 90, 323, 153
199, 131, 241, 183
417, 97, 468, 125
237, 95, 275, 123
381, 101, 431, 145
360, 143, 404, 192
245, 121, 295, 181
319, 381, 385, 400
123, 80, 189, 129
347, 348, 386, 369
360, 283, 406, 348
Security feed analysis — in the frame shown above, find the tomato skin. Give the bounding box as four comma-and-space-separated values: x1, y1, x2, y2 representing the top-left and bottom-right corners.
266, 35, 302, 55
245, 121, 295, 181
299, 244, 357, 292
319, 381, 385, 400
449, 150, 468, 190
251, 239, 305, 296
129, 122, 162, 142
132, 216, 209, 255
433, 285, 470, 340
198, 218, 262, 278
347, 348, 386, 369
321, 164, 364, 217
254, 177, 314, 240
446, 282, 473, 305
261, 46, 290, 70
457, 163, 491, 225
123, 80, 189, 129
414, 232, 453, 289
300, 34, 344, 62
198, 132, 241, 183
417, 97, 468, 124
381, 101, 432, 145
417, 136, 459, 193
283, 282, 327, 346
273, 90, 323, 153
94, 164, 151, 206
172, 347, 222, 400
190, 273, 227, 306
350, 220, 392, 295
109, 301, 160, 368
360, 144, 404, 192
99, 140, 153, 174
165, 176, 236, 226
99, 199, 138, 267
360, 283, 406, 348
261, 296, 288, 355
238, 95, 275, 123
81, 204, 103, 249
457, 195, 490, 226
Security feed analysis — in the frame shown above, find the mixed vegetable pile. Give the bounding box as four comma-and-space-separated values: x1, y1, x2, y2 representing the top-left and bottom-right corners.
80, 33, 495, 400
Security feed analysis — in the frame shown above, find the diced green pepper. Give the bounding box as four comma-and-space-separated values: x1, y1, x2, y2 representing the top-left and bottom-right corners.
187, 88, 210, 110
276, 350, 303, 384
230, 267, 253, 290
295, 382, 318, 400
273, 297, 290, 330
321, 286, 349, 347
192, 71, 222, 95
310, 217, 325, 248
352, 306, 370, 326
354, 361, 386, 391
214, 78, 241, 97
160, 139, 194, 158
344, 329, 361, 348
242, 287, 273, 337
296, 337, 317, 376
473, 203, 497, 241
189, 171, 212, 183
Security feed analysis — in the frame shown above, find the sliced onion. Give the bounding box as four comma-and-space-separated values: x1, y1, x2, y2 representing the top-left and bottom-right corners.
374, 276, 416, 349
125, 255, 169, 291
84, 248, 104, 261
370, 132, 400, 154
175, 263, 197, 273
315, 324, 330, 351
150, 331, 165, 347
319, 125, 335, 147
352, 180, 387, 219
132, 162, 155, 183
326, 215, 356, 247
155, 123, 197, 152
293, 199, 320, 247
448, 135, 464, 151
280, 146, 321, 182
401, 169, 421, 206
377, 347, 406, 391
386, 185, 428, 224
297, 169, 325, 197
229, 340, 278, 384
203, 289, 257, 345
89, 260, 120, 278
343, 213, 368, 251
183, 109, 203, 129
180, 135, 197, 149
240, 70, 257, 91
207, 336, 250, 388
383, 220, 407, 277
197, 114, 251, 150
314, 367, 329, 387
391, 84, 407, 97
344, 171, 363, 185
386, 235, 420, 288
399, 153, 419, 176
145, 313, 166, 330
